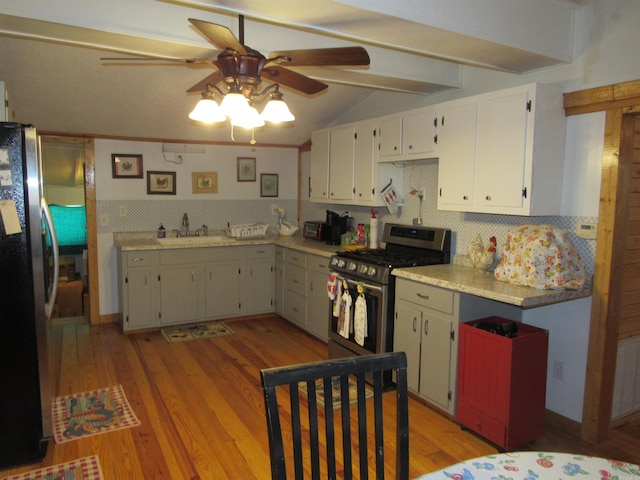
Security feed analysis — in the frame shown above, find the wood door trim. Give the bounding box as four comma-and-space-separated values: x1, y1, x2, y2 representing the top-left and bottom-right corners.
564, 81, 640, 443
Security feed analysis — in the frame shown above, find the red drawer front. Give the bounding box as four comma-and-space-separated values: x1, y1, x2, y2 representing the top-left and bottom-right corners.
457, 401, 506, 448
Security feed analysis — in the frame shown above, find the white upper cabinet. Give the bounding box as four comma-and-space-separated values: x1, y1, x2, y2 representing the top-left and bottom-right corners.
310, 121, 402, 207
309, 129, 330, 201
378, 107, 437, 162
437, 83, 566, 216
378, 115, 403, 158
353, 121, 379, 205
436, 100, 478, 208
310, 83, 564, 213
329, 125, 356, 201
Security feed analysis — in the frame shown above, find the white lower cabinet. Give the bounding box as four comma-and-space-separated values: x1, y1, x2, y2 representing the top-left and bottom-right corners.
274, 247, 285, 316
119, 251, 159, 332
204, 261, 243, 319
118, 245, 274, 332
306, 254, 330, 341
159, 265, 200, 326
284, 250, 307, 328
279, 248, 331, 341
394, 280, 457, 413
245, 245, 275, 314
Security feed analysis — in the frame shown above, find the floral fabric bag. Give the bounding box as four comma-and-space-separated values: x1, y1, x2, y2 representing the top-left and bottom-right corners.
494, 224, 587, 290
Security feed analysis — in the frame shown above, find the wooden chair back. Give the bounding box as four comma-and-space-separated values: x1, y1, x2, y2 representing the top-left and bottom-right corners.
260, 352, 409, 480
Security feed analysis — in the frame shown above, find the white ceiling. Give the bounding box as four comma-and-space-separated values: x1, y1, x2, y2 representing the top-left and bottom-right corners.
0, 0, 585, 146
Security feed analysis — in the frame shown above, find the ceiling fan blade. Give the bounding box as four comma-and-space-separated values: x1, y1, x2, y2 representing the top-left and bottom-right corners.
101, 56, 214, 65
268, 46, 370, 67
187, 72, 224, 93
261, 66, 327, 95
189, 18, 247, 55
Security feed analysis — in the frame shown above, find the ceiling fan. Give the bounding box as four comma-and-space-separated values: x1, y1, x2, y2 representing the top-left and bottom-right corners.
183, 16, 370, 96
103, 15, 370, 138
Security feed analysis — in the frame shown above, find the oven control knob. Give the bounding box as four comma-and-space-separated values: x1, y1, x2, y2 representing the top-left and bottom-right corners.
358, 264, 368, 274
338, 259, 346, 268
367, 266, 377, 276
347, 261, 357, 271
330, 257, 339, 267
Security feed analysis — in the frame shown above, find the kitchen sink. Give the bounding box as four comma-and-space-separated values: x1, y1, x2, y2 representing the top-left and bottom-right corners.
155, 235, 236, 245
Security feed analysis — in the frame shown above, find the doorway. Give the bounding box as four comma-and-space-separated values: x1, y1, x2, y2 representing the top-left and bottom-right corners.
40, 135, 98, 325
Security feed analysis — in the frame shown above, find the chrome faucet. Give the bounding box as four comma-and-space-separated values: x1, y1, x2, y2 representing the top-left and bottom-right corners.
182, 213, 189, 234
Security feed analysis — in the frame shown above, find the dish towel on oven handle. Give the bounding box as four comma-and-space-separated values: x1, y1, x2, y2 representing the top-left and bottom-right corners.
354, 290, 367, 346
337, 289, 352, 338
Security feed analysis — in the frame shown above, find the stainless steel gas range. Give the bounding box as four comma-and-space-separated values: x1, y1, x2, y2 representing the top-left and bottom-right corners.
328, 223, 451, 386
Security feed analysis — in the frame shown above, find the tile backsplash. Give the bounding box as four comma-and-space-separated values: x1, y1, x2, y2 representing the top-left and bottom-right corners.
98, 199, 298, 235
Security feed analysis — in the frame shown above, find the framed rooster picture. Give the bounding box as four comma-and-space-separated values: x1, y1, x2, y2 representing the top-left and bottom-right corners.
147, 171, 176, 195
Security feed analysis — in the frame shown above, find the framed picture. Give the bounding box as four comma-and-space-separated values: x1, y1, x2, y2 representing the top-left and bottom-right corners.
112, 154, 143, 178
260, 173, 279, 197
147, 171, 176, 195
192, 172, 218, 194
237, 157, 256, 182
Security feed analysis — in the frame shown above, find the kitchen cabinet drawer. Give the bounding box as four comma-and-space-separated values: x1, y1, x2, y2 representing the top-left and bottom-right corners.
246, 244, 274, 260
126, 252, 151, 267
456, 402, 506, 448
285, 291, 307, 327
397, 279, 454, 314
286, 250, 308, 268
286, 264, 307, 296
308, 255, 330, 274
160, 247, 243, 265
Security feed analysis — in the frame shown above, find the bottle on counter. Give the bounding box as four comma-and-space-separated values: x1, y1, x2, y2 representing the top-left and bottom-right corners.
157, 223, 166, 238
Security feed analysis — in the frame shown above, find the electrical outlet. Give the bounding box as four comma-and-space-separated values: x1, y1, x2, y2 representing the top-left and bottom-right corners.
119, 205, 127, 217
99, 213, 109, 227
553, 360, 564, 381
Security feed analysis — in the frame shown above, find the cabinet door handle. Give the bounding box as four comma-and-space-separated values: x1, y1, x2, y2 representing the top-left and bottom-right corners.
424, 319, 429, 335
416, 293, 430, 300
463, 195, 469, 200
191, 272, 195, 282
412, 317, 417, 332
144, 275, 147, 287
131, 256, 144, 262
408, 144, 413, 150
310, 280, 314, 291
486, 195, 492, 201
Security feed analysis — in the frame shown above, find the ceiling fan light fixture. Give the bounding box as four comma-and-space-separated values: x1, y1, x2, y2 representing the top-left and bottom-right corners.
231, 105, 265, 129
220, 91, 251, 118
261, 99, 295, 123
189, 95, 226, 124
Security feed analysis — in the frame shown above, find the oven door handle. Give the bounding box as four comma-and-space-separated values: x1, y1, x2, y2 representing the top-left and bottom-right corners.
333, 274, 383, 293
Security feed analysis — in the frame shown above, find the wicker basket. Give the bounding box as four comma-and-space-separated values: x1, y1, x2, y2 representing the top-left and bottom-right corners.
226, 222, 269, 239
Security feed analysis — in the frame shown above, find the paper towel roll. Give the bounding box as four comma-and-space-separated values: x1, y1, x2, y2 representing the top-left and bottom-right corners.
370, 218, 379, 249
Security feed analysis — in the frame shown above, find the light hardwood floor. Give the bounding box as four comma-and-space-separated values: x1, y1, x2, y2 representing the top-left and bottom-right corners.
2, 315, 640, 479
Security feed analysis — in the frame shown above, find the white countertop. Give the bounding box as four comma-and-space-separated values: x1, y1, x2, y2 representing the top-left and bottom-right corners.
114, 232, 591, 308
113, 231, 340, 257
393, 263, 592, 309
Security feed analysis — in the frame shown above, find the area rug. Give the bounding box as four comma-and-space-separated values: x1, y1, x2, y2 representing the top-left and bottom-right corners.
51, 385, 141, 444
0, 455, 103, 480
161, 321, 235, 343
299, 376, 374, 410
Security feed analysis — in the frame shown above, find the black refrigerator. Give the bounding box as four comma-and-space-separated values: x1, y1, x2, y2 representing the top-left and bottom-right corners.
0, 123, 59, 469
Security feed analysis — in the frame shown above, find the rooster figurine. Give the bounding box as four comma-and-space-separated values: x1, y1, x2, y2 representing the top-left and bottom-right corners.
468, 234, 497, 271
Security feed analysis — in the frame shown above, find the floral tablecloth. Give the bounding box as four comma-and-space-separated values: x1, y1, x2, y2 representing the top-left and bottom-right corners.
415, 451, 640, 479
